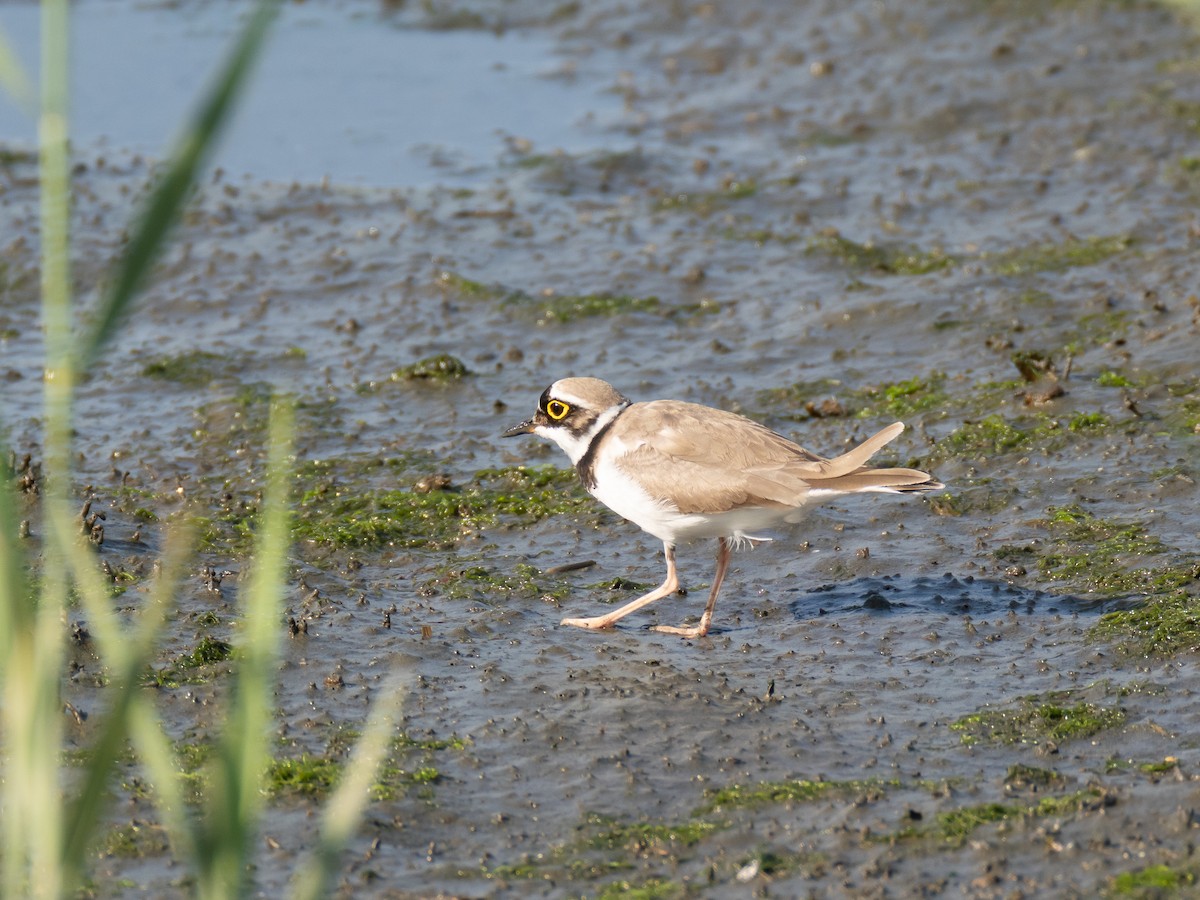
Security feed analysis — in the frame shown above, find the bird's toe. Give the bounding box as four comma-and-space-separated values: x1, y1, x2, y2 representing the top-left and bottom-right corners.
652, 623, 708, 638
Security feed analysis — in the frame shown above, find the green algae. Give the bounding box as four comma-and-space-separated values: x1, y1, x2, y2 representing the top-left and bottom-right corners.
697, 777, 898, 813
757, 371, 1051, 430
418, 561, 571, 602
1069, 411, 1111, 431
160, 724, 465, 805
1109, 863, 1198, 897
393, 732, 469, 753
265, 754, 343, 797
730, 848, 829, 881
471, 777, 1099, 888
927, 485, 1018, 517
754, 377, 847, 419
293, 463, 596, 550
941, 791, 1102, 842
98, 821, 171, 859
1003, 764, 1066, 793
755, 373, 949, 422
437, 270, 510, 300
771, 376, 1114, 467
854, 373, 949, 419
141, 350, 231, 387
655, 179, 758, 214
263, 753, 439, 800
720, 226, 803, 244
935, 802, 1016, 840
584, 814, 720, 852
595, 878, 684, 900
939, 414, 1033, 458
480, 856, 631, 884
1018, 288, 1055, 305
323, 727, 468, 757
143, 636, 234, 688
476, 812, 720, 885
806, 231, 955, 275
989, 234, 1133, 276
438, 269, 664, 322
168, 454, 594, 559
931, 402, 1127, 462
999, 504, 1200, 601
509, 152, 562, 169
1010, 349, 1060, 383
1105, 757, 1180, 776
189, 381, 309, 462
296, 450, 439, 484
0, 145, 37, 166
1162, 380, 1200, 435
950, 692, 1125, 746
391, 353, 470, 380
1044, 503, 1163, 560
886, 789, 1105, 847
1096, 370, 1135, 388
178, 635, 233, 667
535, 292, 660, 323
1091, 591, 1200, 656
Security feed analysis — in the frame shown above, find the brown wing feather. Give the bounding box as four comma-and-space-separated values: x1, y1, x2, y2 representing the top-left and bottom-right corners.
615, 444, 795, 513
612, 400, 937, 514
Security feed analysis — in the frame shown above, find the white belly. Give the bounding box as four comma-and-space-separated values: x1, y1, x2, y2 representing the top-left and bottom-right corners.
589, 455, 814, 546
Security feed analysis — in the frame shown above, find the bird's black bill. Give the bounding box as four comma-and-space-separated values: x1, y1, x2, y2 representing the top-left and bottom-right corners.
502, 419, 536, 437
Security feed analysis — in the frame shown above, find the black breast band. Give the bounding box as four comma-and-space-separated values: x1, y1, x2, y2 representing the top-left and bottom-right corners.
575, 406, 627, 490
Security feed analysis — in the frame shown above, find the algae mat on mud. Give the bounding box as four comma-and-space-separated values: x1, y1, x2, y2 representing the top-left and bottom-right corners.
4, 0, 1200, 896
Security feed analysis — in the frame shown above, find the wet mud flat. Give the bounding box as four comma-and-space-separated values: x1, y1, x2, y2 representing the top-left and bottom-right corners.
3, 0, 1200, 896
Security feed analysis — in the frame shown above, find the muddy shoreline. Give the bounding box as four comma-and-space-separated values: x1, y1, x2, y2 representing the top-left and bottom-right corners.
3, 0, 1200, 896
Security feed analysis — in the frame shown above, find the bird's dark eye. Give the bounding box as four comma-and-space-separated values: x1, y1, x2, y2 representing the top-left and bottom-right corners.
546, 399, 570, 421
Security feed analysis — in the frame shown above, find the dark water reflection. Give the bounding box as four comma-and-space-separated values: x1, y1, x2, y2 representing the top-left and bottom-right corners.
790, 573, 1120, 618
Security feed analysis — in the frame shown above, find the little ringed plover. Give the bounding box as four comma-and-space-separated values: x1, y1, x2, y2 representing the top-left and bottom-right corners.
503, 376, 942, 639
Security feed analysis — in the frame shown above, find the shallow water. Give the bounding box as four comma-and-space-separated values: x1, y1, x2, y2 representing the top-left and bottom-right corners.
4, 0, 1200, 896
0, 0, 624, 185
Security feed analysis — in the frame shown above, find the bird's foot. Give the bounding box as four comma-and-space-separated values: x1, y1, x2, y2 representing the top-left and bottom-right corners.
652, 622, 709, 639
561, 615, 615, 630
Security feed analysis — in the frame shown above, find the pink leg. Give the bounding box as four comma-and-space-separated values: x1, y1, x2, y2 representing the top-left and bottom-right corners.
653, 537, 730, 638
561, 543, 679, 631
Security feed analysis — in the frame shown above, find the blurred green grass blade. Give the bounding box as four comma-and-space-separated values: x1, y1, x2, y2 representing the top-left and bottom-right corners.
124, 518, 202, 864
80, 0, 280, 370
291, 674, 407, 900
22, 0, 73, 890
0, 25, 34, 112
199, 398, 293, 900
0, 450, 30, 673
127, 698, 197, 864
0, 450, 33, 897
58, 517, 194, 888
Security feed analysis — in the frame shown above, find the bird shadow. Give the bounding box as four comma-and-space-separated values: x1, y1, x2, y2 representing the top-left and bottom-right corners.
785, 572, 1128, 620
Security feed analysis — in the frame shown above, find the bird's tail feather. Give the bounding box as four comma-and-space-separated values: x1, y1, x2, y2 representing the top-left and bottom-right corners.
806, 467, 942, 494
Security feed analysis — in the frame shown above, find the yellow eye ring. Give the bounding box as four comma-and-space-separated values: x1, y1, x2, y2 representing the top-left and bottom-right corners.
546, 399, 570, 421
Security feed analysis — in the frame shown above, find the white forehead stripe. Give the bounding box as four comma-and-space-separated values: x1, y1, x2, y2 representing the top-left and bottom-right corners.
549, 384, 595, 408
551, 389, 589, 407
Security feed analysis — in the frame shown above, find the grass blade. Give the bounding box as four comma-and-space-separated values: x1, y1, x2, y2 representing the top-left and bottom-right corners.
58, 516, 195, 889
291, 674, 408, 900
0, 446, 34, 898
19, 0, 74, 894
79, 0, 280, 370
126, 696, 197, 866
198, 398, 293, 900
0, 449, 30, 682
3, 0, 283, 895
